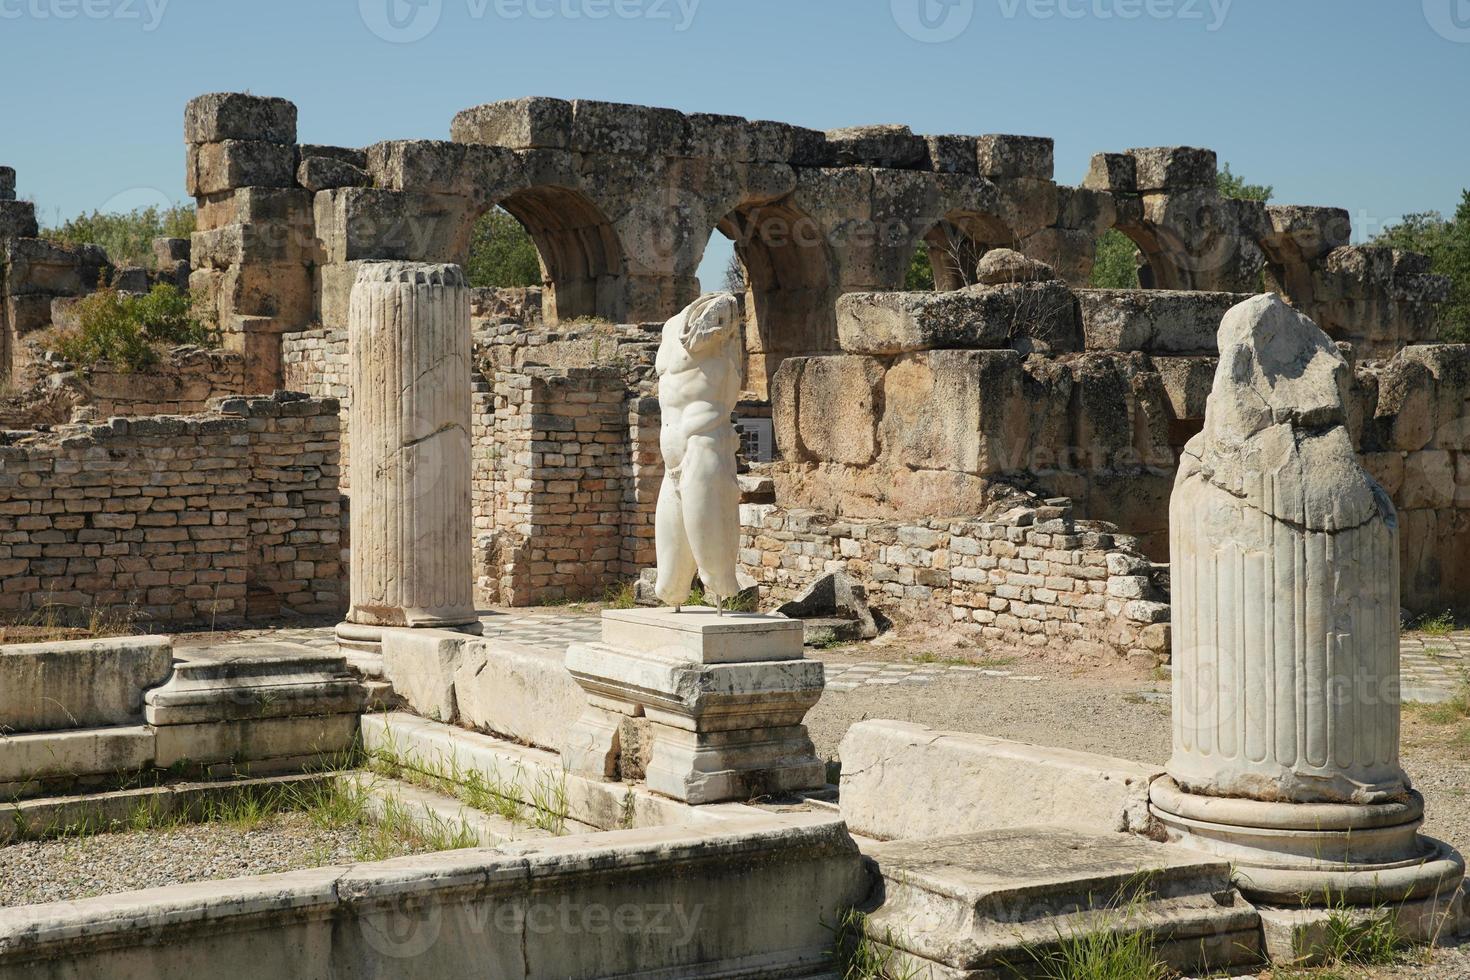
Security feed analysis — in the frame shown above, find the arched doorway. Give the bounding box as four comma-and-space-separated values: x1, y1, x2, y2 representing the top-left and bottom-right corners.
461, 185, 627, 324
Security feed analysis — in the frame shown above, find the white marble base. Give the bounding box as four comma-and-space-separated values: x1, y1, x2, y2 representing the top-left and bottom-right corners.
1150, 777, 1466, 906
564, 610, 825, 804
600, 607, 804, 664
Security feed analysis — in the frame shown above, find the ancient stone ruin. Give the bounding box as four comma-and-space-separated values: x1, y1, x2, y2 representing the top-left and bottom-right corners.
0, 91, 1465, 977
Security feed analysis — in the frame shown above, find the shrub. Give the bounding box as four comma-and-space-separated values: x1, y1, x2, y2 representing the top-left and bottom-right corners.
43, 204, 196, 269
49, 282, 215, 372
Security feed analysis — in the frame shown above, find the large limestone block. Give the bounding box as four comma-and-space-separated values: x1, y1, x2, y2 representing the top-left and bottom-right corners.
599, 608, 804, 665
1077, 288, 1247, 354
451, 97, 572, 149
186, 140, 297, 196
185, 93, 297, 144
1129, 146, 1217, 192
839, 721, 1162, 841
0, 636, 173, 733
347, 262, 475, 629
837, 281, 1081, 356
794, 356, 882, 465
453, 640, 589, 756
1169, 294, 1405, 805
379, 629, 469, 723
878, 349, 1027, 475
976, 134, 1054, 180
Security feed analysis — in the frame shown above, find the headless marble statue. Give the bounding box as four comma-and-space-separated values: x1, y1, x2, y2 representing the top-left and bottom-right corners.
654, 292, 743, 612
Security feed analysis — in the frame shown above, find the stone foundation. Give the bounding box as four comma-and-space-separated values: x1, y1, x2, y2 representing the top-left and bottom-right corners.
741, 498, 1169, 659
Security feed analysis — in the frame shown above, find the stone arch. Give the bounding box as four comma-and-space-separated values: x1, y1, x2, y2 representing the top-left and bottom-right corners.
711, 199, 836, 398
459, 185, 628, 325
918, 209, 1021, 290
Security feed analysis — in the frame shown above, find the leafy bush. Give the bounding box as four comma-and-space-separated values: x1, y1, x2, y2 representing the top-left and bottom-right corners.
1090, 228, 1143, 289
49, 283, 214, 372
43, 204, 195, 269
1374, 191, 1470, 343
467, 207, 542, 288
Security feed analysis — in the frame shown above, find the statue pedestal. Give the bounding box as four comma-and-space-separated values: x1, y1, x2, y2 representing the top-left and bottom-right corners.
564, 608, 826, 804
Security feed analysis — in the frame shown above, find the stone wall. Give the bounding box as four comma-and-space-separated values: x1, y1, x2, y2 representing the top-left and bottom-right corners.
771, 283, 1470, 614
740, 498, 1169, 661
74, 347, 245, 418
478, 366, 631, 605
0, 393, 343, 627
179, 92, 1447, 403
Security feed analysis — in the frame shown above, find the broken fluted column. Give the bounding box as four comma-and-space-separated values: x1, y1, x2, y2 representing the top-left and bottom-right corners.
336, 263, 476, 654
1151, 295, 1463, 929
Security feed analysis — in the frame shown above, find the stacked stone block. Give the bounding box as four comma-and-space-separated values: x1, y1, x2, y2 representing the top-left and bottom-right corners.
186, 93, 314, 392
228, 393, 344, 619
0, 394, 342, 627
739, 500, 1170, 661
483, 366, 630, 604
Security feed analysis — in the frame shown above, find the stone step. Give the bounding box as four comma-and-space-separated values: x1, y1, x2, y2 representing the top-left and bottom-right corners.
861, 827, 1262, 979
346, 773, 558, 847
145, 642, 365, 724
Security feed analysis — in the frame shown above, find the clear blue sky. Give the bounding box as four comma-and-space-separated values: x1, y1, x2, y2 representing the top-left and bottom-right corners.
2, 0, 1466, 287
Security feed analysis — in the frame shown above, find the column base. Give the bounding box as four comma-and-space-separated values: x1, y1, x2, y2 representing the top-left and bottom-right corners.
1150, 776, 1466, 906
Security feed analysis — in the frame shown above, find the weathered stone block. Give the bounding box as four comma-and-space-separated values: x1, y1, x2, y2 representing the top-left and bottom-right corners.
0, 636, 173, 733
977, 134, 1054, 180
824, 125, 927, 169
1129, 146, 1217, 192
1077, 288, 1245, 354
0, 167, 14, 201
1082, 152, 1136, 193
187, 140, 297, 196
184, 92, 297, 144
454, 639, 590, 756
4, 238, 111, 296
297, 155, 370, 193
796, 356, 883, 465
923, 135, 979, 174
879, 349, 1026, 475
839, 720, 1162, 839
837, 281, 1081, 355
452, 97, 572, 149
0, 200, 38, 240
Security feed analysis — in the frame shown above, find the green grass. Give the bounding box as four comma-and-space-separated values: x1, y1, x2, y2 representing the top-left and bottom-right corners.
364, 726, 570, 835
1411, 610, 1461, 638
1011, 875, 1171, 980
604, 582, 638, 610
831, 909, 929, 980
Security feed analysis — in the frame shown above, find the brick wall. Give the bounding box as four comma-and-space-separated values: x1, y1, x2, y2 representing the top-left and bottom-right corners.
478, 366, 631, 605
740, 498, 1171, 662
0, 393, 344, 627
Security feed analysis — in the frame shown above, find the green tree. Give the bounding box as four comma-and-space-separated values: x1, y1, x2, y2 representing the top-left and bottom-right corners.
1090, 229, 1142, 289
1216, 163, 1273, 203
1375, 191, 1470, 342
43, 204, 196, 268
466, 208, 542, 289
905, 243, 935, 290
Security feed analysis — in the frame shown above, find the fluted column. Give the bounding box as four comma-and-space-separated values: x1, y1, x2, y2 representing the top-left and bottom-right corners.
1152, 294, 1462, 915
344, 262, 474, 631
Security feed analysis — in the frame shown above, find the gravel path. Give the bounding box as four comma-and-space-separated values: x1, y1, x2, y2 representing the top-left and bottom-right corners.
0, 813, 416, 908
